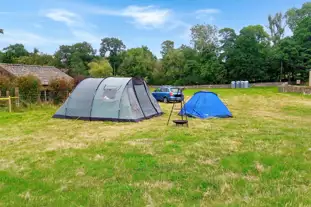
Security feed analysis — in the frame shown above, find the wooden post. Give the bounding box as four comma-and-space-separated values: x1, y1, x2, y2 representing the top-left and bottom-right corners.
8, 96, 11, 113
6, 90, 9, 97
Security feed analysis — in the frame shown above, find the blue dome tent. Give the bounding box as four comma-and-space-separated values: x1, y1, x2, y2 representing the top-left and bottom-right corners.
179, 91, 232, 119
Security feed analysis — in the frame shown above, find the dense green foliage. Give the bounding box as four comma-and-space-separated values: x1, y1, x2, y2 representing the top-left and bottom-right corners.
16, 75, 41, 103
88, 58, 113, 78
1, 2, 311, 84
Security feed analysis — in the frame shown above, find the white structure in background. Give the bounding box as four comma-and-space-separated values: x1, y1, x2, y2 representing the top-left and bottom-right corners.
231, 81, 249, 88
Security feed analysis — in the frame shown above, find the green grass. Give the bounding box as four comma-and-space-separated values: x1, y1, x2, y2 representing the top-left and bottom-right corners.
1, 87, 311, 206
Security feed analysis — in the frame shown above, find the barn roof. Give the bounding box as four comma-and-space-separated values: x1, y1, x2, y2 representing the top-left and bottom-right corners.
0, 63, 73, 85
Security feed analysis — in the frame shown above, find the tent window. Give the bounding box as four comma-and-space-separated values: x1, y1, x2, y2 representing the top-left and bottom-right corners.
102, 88, 117, 100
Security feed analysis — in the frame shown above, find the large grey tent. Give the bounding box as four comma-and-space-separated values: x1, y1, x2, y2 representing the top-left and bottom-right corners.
53, 77, 163, 122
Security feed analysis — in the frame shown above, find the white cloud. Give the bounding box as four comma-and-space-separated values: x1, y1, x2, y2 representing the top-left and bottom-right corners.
44, 9, 82, 26
123, 6, 171, 28
91, 5, 171, 29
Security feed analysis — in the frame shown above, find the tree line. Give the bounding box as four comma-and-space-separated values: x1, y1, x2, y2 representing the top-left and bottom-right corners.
1, 2, 311, 85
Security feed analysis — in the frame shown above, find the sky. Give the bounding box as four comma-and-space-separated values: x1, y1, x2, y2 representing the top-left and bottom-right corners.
0, 0, 307, 57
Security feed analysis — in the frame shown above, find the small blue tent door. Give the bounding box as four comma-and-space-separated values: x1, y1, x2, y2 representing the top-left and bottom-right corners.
179, 91, 232, 119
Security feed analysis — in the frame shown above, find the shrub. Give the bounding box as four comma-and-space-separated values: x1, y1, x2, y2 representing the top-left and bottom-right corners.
49, 78, 74, 104
16, 75, 41, 103
0, 76, 14, 95
88, 59, 113, 78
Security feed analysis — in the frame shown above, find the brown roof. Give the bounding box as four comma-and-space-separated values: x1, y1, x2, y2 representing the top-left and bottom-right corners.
0, 63, 73, 85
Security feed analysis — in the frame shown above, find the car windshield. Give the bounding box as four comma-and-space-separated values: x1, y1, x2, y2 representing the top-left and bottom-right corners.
170, 88, 180, 93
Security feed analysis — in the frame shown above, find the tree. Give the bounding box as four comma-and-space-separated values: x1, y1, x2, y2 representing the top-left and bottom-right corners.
162, 49, 185, 84
54, 42, 96, 76
100, 37, 126, 57
225, 25, 271, 81
70, 54, 88, 76
277, 37, 301, 81
268, 12, 286, 45
88, 58, 113, 78
190, 24, 218, 52
100, 37, 126, 75
160, 40, 174, 57
14, 54, 55, 65
54, 45, 72, 69
33, 48, 39, 55
0, 29, 3, 34
219, 28, 237, 61
286, 2, 311, 31
119, 46, 156, 79
2, 44, 29, 63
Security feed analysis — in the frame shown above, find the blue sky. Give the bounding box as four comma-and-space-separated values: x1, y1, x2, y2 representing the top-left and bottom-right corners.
0, 0, 307, 57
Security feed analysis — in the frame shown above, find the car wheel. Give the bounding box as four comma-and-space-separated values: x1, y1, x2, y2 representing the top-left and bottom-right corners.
163, 97, 168, 103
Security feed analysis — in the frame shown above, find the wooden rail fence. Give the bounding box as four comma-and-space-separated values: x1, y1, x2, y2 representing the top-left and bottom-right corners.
0, 88, 20, 112
0, 96, 19, 112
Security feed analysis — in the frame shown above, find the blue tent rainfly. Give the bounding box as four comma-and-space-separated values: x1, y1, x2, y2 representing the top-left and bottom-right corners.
179, 91, 232, 119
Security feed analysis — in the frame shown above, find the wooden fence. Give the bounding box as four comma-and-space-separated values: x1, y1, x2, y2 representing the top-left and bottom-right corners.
0, 88, 20, 112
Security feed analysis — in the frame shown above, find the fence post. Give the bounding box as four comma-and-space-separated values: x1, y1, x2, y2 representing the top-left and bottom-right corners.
6, 90, 9, 97
8, 96, 11, 113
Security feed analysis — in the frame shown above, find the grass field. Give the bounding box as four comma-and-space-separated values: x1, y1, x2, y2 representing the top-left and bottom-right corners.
1, 87, 311, 206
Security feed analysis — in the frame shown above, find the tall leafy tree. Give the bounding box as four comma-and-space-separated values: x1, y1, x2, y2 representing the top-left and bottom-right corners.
226, 25, 271, 81
190, 24, 218, 52
100, 37, 126, 75
119, 46, 156, 80
160, 40, 174, 57
88, 58, 113, 78
54, 42, 95, 76
162, 49, 185, 84
2, 44, 29, 63
268, 12, 286, 45
286, 2, 311, 31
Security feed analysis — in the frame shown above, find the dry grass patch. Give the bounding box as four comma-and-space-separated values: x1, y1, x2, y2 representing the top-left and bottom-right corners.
133, 181, 173, 190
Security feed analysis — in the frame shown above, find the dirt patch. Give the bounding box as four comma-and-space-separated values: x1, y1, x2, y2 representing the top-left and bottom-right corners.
197, 157, 219, 166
